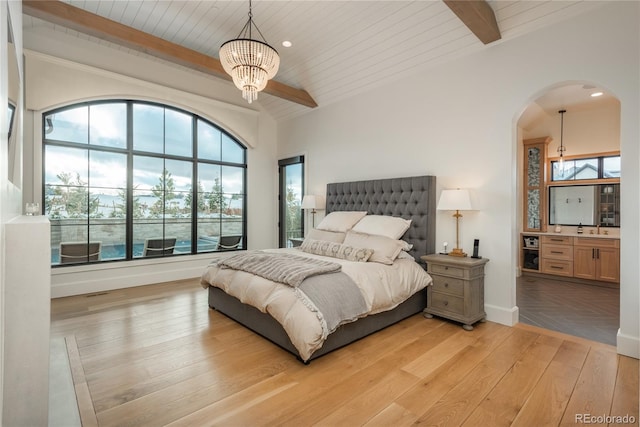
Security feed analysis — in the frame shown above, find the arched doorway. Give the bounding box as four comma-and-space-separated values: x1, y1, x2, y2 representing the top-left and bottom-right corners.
515, 82, 621, 345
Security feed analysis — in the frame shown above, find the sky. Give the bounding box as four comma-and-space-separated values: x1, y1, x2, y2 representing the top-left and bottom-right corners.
44, 102, 245, 195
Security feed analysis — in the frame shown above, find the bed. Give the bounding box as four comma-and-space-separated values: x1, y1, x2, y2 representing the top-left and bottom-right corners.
201, 175, 436, 362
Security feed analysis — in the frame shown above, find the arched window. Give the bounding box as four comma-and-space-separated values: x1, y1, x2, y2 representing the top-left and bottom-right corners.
43, 100, 246, 266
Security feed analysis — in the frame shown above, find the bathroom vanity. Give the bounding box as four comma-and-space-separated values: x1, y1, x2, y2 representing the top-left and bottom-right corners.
521, 231, 619, 284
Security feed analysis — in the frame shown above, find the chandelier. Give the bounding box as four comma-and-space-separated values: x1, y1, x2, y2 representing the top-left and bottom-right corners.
219, 0, 280, 104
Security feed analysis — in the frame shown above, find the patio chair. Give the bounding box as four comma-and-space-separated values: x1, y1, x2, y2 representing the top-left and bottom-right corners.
59, 242, 102, 264
216, 235, 242, 250
143, 238, 176, 257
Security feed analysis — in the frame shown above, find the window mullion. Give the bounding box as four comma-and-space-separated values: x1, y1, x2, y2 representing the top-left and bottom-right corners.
192, 116, 198, 254
126, 102, 134, 260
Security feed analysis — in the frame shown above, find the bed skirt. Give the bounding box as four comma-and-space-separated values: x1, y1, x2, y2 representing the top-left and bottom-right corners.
208, 285, 427, 363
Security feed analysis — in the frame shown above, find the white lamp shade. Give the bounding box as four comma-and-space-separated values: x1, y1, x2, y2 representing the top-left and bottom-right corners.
437, 189, 473, 211
301, 195, 325, 210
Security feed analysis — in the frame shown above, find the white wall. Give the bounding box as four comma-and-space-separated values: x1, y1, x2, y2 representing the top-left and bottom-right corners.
1, 0, 25, 420
524, 101, 620, 158
22, 31, 280, 297
2, 2, 51, 424
278, 2, 639, 357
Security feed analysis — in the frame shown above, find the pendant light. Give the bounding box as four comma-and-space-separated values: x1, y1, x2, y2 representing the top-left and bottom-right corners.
219, 0, 280, 104
558, 109, 567, 169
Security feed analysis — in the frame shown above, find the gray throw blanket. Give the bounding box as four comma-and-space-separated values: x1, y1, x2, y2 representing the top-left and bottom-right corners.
299, 272, 368, 333
218, 250, 341, 287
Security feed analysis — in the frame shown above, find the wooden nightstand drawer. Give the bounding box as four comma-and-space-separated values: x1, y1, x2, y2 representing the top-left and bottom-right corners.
540, 259, 573, 277
431, 276, 464, 297
430, 292, 464, 315
429, 263, 465, 278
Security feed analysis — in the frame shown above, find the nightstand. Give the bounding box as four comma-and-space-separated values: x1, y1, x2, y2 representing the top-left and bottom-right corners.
421, 254, 489, 330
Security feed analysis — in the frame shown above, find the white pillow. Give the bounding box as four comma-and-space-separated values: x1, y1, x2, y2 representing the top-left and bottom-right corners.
352, 215, 412, 239
343, 231, 405, 265
400, 240, 413, 252
396, 251, 415, 260
306, 228, 346, 243
316, 211, 367, 233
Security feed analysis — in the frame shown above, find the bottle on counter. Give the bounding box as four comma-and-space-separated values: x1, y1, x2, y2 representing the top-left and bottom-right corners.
577, 223, 583, 234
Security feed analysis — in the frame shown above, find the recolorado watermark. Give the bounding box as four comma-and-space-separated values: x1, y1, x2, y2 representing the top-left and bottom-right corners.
576, 413, 636, 424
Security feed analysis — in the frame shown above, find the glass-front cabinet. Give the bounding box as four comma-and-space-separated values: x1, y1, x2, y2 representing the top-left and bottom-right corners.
599, 184, 620, 226
523, 137, 550, 231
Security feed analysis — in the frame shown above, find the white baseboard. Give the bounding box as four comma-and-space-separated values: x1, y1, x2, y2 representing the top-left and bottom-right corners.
485, 304, 519, 326
617, 329, 640, 359
51, 254, 215, 298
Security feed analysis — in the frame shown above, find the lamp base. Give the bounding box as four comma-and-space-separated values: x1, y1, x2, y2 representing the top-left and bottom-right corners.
448, 248, 467, 257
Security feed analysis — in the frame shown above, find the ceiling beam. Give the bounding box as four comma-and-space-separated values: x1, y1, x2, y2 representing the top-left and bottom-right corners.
443, 0, 501, 45
22, 0, 318, 108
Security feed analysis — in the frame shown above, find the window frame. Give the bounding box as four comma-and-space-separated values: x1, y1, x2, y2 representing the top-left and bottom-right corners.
548, 151, 620, 184
42, 99, 247, 267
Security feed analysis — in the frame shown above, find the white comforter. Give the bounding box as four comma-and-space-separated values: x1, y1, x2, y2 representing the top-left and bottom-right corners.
200, 248, 432, 361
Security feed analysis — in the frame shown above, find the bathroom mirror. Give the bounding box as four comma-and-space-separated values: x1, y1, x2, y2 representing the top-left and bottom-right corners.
548, 184, 620, 227
7, 11, 21, 187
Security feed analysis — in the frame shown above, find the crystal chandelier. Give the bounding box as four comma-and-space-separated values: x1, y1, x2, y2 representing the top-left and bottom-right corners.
219, 0, 280, 104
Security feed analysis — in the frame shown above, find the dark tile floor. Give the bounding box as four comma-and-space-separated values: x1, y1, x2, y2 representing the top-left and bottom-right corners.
516, 274, 619, 346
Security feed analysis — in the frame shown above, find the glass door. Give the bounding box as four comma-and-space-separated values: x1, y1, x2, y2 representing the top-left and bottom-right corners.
278, 156, 304, 248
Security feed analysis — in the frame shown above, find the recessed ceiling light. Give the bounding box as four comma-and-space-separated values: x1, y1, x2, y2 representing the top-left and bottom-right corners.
282, 41, 292, 48
591, 92, 604, 97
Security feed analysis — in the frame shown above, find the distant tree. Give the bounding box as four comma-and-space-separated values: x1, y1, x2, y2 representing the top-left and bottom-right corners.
205, 177, 227, 213
227, 193, 241, 214
185, 181, 206, 213
44, 172, 101, 219
109, 187, 145, 219
150, 168, 177, 217
285, 183, 301, 236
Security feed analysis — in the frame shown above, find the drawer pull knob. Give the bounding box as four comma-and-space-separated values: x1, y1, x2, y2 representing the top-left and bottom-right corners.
551, 251, 563, 254
444, 283, 449, 288
444, 301, 449, 306
444, 266, 449, 270
551, 266, 563, 269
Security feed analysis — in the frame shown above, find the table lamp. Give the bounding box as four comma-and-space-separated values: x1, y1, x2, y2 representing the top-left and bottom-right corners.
301, 195, 325, 228
437, 189, 473, 257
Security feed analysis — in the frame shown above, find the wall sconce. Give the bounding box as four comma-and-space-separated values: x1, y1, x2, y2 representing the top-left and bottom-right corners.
437, 189, 473, 257
301, 195, 325, 228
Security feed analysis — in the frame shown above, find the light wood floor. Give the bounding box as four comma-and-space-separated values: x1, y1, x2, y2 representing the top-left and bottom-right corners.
51, 279, 639, 427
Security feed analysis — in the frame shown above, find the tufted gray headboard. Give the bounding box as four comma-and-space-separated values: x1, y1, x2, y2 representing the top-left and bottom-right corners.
325, 175, 436, 264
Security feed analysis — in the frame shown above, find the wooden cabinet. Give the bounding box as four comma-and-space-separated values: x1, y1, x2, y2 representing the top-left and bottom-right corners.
523, 137, 550, 232
521, 235, 540, 272
540, 235, 574, 277
598, 184, 620, 226
421, 254, 489, 331
521, 233, 619, 284
574, 237, 620, 283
